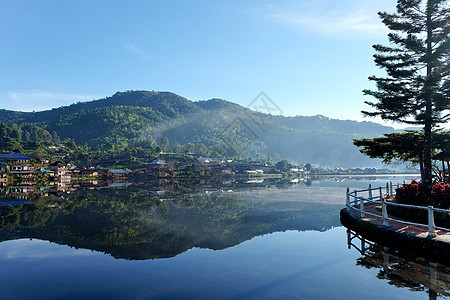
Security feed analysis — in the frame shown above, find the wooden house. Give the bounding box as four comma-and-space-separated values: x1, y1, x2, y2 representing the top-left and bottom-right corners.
0, 152, 33, 174
107, 169, 128, 177
149, 159, 168, 168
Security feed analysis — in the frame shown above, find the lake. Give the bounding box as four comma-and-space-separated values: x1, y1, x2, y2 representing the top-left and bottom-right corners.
0, 175, 448, 299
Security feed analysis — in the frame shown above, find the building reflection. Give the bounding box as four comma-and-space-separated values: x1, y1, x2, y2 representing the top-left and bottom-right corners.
0, 186, 34, 207
347, 230, 450, 299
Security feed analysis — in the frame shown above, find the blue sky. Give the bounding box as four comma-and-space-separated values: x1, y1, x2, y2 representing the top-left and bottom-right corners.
1, 0, 406, 126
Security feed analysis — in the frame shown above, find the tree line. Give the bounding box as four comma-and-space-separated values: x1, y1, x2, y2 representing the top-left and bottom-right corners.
358, 0, 450, 193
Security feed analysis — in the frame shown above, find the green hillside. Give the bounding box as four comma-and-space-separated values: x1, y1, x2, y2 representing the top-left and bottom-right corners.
0, 90, 397, 166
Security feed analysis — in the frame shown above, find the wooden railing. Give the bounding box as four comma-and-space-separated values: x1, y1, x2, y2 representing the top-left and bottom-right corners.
346, 182, 450, 238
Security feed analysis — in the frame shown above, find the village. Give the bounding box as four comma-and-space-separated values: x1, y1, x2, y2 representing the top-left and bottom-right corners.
1, 150, 419, 207
0, 151, 293, 184
1, 150, 419, 188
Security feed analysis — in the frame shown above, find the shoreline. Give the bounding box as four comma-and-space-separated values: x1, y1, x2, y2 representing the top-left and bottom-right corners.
340, 207, 450, 265
313, 173, 420, 177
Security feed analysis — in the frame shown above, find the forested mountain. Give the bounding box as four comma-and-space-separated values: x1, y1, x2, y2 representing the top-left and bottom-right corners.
0, 90, 398, 167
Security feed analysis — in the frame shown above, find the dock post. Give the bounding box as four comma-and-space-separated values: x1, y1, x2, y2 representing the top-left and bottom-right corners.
382, 198, 389, 226
368, 184, 373, 200
347, 230, 351, 249
389, 181, 393, 196
383, 247, 390, 278
360, 196, 365, 217
430, 262, 437, 295
346, 188, 350, 206
428, 206, 436, 238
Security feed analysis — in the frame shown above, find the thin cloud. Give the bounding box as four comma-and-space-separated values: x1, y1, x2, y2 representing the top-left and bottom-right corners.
243, 3, 388, 36
125, 42, 155, 61
269, 10, 385, 34
1, 91, 99, 112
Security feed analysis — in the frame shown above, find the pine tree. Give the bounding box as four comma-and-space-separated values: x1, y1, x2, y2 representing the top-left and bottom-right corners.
363, 0, 450, 189
354, 130, 450, 179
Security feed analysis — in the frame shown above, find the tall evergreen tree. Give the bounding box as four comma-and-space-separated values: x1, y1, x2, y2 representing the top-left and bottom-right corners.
363, 0, 450, 189
354, 130, 450, 178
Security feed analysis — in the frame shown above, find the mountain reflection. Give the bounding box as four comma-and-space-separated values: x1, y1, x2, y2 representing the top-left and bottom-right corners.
347, 230, 450, 299
0, 180, 342, 260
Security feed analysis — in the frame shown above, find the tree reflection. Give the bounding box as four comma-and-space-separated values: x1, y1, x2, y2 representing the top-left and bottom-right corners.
0, 184, 342, 260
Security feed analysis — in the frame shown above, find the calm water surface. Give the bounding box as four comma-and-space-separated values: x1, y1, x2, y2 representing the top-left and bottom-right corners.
1, 175, 448, 299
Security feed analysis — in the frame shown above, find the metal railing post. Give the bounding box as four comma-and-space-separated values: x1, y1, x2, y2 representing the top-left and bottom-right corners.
346, 184, 450, 235
389, 181, 393, 196
428, 206, 436, 238
382, 198, 389, 226
360, 196, 365, 217
346, 188, 350, 206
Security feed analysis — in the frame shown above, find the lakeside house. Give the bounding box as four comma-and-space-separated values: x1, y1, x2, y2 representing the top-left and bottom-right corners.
197, 157, 226, 166
149, 159, 168, 168
49, 161, 68, 176
107, 169, 128, 177
146, 159, 171, 177
49, 161, 72, 183
245, 169, 264, 175
0, 185, 32, 207
79, 169, 99, 177
0, 152, 33, 174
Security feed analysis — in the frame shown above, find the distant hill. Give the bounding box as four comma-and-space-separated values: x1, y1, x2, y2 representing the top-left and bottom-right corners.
0, 90, 397, 167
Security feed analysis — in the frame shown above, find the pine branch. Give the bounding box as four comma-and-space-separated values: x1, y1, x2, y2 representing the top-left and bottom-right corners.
408, 3, 426, 15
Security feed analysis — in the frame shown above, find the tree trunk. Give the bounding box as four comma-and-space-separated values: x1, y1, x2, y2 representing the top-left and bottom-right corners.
423, 112, 432, 188
419, 153, 424, 180
423, 1, 433, 191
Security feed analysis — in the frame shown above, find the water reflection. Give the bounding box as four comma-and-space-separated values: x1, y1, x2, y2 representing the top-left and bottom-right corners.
0, 180, 344, 260
347, 230, 450, 299
0, 175, 420, 261
1, 175, 434, 299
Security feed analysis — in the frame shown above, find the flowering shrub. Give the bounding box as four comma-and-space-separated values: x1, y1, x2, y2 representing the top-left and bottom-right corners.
395, 180, 450, 209
431, 182, 450, 209
395, 180, 428, 206
391, 180, 450, 228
